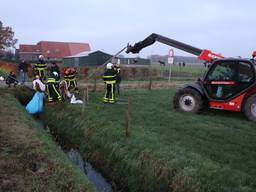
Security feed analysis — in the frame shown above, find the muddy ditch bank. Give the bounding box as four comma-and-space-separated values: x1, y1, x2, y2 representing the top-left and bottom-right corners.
0, 88, 95, 192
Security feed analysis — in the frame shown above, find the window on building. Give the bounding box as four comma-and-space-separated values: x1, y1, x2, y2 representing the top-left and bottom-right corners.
55, 49, 61, 54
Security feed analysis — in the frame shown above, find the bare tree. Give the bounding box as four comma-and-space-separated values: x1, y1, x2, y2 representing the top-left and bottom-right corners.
0, 21, 17, 50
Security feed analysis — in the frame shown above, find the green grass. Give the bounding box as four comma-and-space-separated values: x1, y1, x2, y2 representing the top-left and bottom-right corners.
44, 89, 256, 192
0, 90, 95, 192
152, 64, 207, 76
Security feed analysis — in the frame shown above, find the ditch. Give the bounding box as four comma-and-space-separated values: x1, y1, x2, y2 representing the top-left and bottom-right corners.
35, 118, 113, 192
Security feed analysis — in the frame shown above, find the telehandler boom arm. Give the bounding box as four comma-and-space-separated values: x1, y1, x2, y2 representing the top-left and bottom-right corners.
126, 33, 224, 62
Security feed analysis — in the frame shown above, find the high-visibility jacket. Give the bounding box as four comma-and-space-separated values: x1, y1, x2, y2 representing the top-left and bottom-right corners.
34, 61, 47, 71
47, 77, 57, 83
64, 74, 77, 88
103, 69, 117, 84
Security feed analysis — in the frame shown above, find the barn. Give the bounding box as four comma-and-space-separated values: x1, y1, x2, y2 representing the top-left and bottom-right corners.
63, 50, 151, 67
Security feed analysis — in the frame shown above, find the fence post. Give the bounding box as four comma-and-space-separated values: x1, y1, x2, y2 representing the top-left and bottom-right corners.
93, 78, 97, 92
126, 96, 132, 137
86, 87, 89, 104
81, 89, 86, 114
148, 77, 152, 90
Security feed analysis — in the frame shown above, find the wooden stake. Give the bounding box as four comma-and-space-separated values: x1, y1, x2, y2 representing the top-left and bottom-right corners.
93, 78, 97, 92
149, 77, 152, 90
86, 87, 89, 104
126, 96, 131, 137
82, 89, 86, 114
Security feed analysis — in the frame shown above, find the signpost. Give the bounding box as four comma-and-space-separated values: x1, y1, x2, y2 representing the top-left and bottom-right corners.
168, 49, 174, 82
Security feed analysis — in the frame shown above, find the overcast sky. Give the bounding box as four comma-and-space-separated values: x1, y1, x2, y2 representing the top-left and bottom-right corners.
1, 0, 256, 58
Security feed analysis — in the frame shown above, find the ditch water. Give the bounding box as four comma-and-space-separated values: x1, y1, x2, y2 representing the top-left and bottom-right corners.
67, 148, 113, 192
35, 118, 113, 192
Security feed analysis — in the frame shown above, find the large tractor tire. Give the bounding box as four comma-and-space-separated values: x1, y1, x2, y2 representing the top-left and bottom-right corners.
173, 87, 204, 113
243, 94, 256, 122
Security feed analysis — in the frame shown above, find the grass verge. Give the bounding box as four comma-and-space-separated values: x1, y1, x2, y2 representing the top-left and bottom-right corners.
0, 89, 95, 192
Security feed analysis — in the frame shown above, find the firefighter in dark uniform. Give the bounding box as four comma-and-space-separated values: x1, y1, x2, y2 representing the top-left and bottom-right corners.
34, 55, 47, 81
64, 67, 78, 93
103, 63, 117, 104
46, 72, 61, 103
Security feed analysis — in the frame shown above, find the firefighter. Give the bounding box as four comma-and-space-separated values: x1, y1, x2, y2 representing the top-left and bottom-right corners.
50, 61, 60, 80
64, 67, 77, 89
103, 63, 117, 104
34, 55, 47, 81
46, 72, 61, 103
64, 67, 78, 93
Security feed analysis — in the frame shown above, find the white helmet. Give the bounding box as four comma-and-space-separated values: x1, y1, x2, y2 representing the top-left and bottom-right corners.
106, 62, 113, 69
39, 55, 44, 59
52, 71, 59, 77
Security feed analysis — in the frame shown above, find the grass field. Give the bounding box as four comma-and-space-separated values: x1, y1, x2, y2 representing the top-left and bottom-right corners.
151, 63, 207, 76
44, 88, 256, 191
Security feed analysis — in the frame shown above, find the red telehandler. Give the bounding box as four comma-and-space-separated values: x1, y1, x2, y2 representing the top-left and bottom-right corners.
126, 33, 256, 121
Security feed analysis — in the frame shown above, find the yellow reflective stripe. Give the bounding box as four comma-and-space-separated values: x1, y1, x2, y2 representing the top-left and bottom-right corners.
46, 85, 52, 100
69, 80, 76, 83
103, 75, 116, 78
35, 68, 45, 71
52, 84, 61, 98
111, 84, 114, 100
47, 78, 56, 83
105, 81, 116, 84
46, 84, 49, 95
35, 64, 47, 67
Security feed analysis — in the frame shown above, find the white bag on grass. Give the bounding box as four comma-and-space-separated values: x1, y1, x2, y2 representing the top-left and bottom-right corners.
70, 94, 83, 104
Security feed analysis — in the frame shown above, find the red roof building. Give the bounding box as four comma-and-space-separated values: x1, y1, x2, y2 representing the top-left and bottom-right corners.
19, 41, 91, 61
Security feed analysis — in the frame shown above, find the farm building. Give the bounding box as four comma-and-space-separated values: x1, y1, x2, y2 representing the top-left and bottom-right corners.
63, 50, 151, 67
19, 41, 91, 61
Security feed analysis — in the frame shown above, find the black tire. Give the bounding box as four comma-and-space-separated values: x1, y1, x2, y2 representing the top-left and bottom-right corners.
243, 94, 256, 122
173, 87, 204, 113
